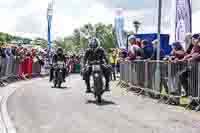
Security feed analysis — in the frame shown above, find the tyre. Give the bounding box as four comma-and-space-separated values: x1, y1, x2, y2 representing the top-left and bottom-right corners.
93, 74, 103, 103
58, 81, 62, 88
96, 76, 103, 95
97, 95, 102, 103
54, 80, 57, 88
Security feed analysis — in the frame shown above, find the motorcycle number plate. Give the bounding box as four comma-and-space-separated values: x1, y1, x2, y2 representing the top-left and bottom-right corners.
57, 62, 64, 68
92, 65, 101, 71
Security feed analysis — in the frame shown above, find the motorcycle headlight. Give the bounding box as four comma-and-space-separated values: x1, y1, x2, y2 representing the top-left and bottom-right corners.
92, 65, 101, 71
94, 73, 99, 77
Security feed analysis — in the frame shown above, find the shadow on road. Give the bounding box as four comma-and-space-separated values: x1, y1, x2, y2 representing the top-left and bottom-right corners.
51, 86, 70, 89
86, 99, 117, 106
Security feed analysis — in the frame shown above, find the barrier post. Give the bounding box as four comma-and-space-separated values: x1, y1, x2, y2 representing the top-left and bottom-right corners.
144, 61, 148, 89
168, 62, 172, 94
198, 63, 200, 99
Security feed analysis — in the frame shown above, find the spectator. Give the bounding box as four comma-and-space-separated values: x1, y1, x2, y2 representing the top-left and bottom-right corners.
186, 34, 199, 54
5, 47, 13, 77
128, 35, 137, 46
109, 49, 118, 80
141, 39, 154, 59
127, 36, 143, 61
181, 36, 200, 61
0, 48, 4, 76
185, 33, 192, 53
115, 49, 121, 75
1, 48, 7, 77
119, 49, 127, 62
177, 36, 200, 96
169, 42, 185, 61
136, 38, 142, 48
150, 39, 165, 60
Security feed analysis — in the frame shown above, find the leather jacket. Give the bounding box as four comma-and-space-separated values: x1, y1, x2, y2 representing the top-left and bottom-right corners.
83, 47, 108, 66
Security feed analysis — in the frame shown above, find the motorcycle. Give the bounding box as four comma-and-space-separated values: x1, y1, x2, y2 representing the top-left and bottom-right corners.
53, 61, 65, 88
90, 60, 105, 103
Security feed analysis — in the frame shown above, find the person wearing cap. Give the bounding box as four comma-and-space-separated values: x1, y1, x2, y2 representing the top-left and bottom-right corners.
181, 35, 200, 62
128, 35, 141, 48
169, 41, 185, 61
128, 35, 136, 45
127, 35, 142, 60
174, 34, 200, 96
177, 36, 200, 96
186, 34, 200, 54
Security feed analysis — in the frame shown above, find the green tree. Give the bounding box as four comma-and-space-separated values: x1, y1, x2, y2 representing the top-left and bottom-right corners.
32, 38, 48, 48
44, 23, 117, 54
0, 32, 7, 45
94, 23, 116, 49
78, 23, 116, 50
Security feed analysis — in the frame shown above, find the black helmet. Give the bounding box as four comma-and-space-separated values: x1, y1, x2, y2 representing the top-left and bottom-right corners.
57, 47, 63, 55
88, 38, 99, 49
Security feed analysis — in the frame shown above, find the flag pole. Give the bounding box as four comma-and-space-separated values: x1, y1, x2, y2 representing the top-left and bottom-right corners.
155, 0, 162, 93
47, 1, 54, 62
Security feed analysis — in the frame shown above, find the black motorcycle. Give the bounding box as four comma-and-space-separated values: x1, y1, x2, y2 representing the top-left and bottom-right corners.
90, 61, 105, 103
53, 61, 65, 88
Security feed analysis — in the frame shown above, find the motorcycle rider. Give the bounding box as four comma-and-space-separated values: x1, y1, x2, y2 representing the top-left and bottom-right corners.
83, 37, 111, 93
50, 47, 66, 82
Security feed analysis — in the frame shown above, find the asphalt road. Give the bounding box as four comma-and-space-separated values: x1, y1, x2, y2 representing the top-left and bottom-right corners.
7, 75, 200, 133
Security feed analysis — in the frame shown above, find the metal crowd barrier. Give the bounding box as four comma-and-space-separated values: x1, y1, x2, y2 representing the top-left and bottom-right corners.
120, 60, 200, 101
0, 56, 47, 85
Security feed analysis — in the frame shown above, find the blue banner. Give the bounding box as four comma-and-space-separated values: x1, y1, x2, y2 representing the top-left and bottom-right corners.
47, 15, 52, 50
175, 0, 192, 49
115, 9, 126, 49
47, 1, 53, 52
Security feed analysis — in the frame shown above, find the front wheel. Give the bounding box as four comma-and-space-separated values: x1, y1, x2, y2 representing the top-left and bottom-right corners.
97, 95, 102, 103
54, 80, 57, 88
58, 81, 62, 88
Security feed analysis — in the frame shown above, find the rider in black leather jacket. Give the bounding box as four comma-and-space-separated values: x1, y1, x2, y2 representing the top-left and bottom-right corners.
83, 38, 111, 93
50, 47, 66, 82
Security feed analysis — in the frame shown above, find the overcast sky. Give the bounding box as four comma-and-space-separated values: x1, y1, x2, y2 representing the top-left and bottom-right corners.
0, 0, 200, 40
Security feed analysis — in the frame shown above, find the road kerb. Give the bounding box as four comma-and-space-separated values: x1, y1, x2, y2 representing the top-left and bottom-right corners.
0, 87, 17, 133
0, 77, 46, 133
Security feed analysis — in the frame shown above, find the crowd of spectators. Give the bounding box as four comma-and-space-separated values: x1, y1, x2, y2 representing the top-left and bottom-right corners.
65, 54, 82, 73
121, 33, 200, 63
0, 45, 47, 86
0, 44, 83, 86
119, 33, 200, 97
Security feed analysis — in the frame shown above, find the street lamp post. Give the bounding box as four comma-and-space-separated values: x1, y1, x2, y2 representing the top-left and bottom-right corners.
155, 0, 162, 93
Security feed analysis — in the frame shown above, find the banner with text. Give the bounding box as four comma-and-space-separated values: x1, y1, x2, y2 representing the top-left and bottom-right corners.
175, 0, 192, 49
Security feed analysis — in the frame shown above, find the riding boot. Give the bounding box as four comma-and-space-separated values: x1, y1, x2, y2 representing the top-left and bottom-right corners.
62, 68, 66, 82
85, 80, 92, 93
49, 68, 54, 82
105, 81, 110, 91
